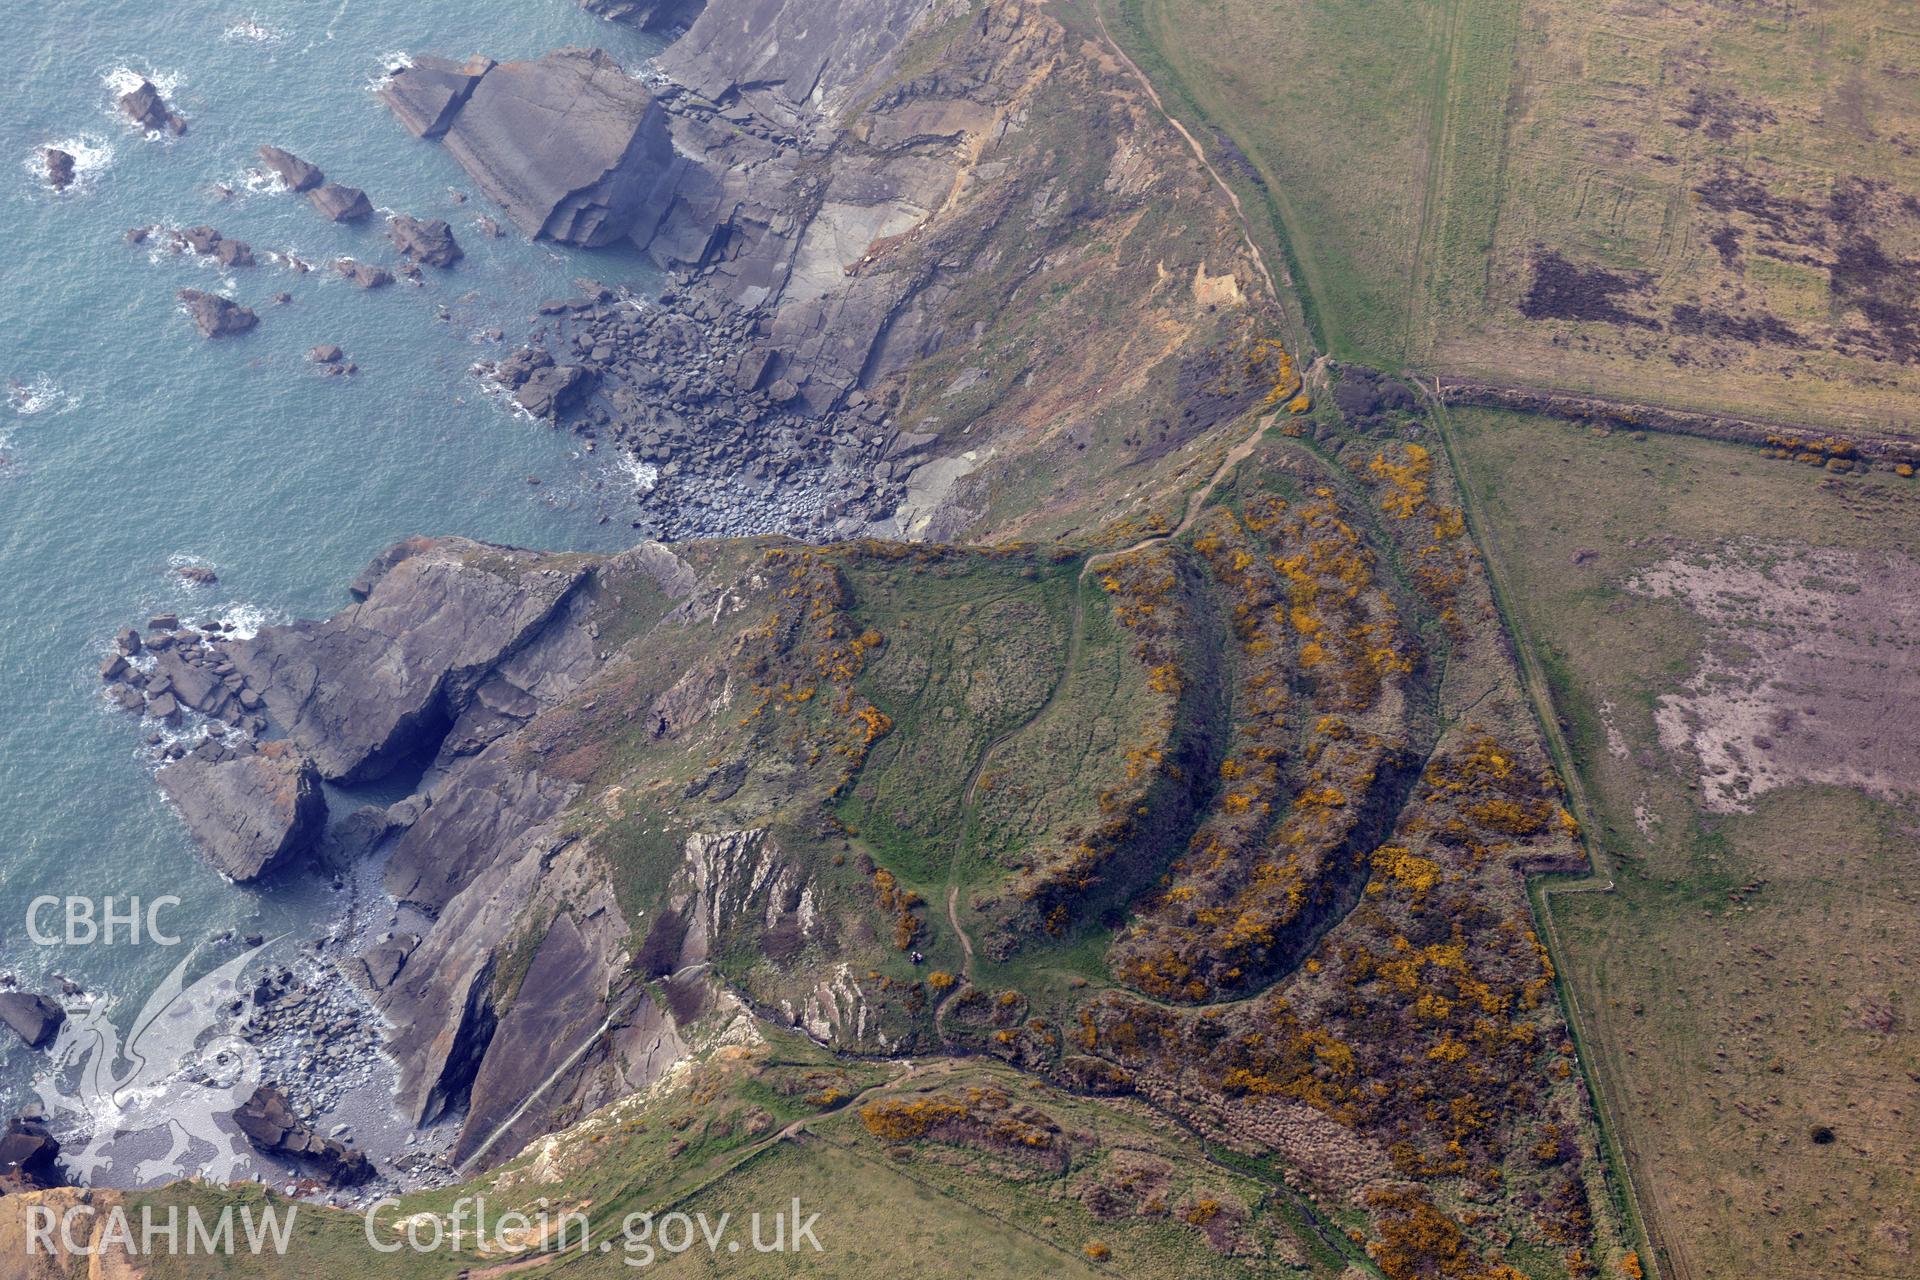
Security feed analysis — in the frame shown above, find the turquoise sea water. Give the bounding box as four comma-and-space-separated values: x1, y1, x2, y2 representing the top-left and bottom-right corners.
0, 0, 664, 1109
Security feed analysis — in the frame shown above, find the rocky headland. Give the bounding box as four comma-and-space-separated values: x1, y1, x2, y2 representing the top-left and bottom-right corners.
113, 0, 1308, 1196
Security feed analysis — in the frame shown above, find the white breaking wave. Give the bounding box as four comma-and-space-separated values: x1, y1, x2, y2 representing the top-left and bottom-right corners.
101, 64, 186, 139
471, 361, 540, 424
23, 133, 114, 193
198, 601, 280, 640
102, 63, 182, 100
237, 164, 290, 197
6, 375, 80, 418
220, 18, 287, 46
367, 49, 412, 93
614, 451, 660, 494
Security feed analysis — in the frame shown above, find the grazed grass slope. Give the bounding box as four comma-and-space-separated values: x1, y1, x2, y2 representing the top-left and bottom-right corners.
1111, 0, 1920, 431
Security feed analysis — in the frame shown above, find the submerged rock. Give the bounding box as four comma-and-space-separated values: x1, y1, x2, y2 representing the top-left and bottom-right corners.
308, 182, 373, 222
177, 289, 258, 338
156, 740, 327, 881
43, 148, 75, 191
0, 994, 64, 1049
387, 214, 462, 267
232, 1085, 373, 1185
256, 144, 324, 192
119, 79, 186, 135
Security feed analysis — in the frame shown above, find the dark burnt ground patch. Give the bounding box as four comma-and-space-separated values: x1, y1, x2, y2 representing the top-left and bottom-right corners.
1826, 178, 1920, 364
1669, 303, 1808, 349
1693, 163, 1827, 246
1127, 333, 1271, 463
1520, 249, 1661, 328
1710, 224, 1742, 269
1684, 168, 1920, 364
1331, 364, 1419, 433
1670, 85, 1778, 142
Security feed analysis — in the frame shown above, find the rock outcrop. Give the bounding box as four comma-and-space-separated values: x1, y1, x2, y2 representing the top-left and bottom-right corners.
156, 740, 326, 881
0, 1118, 64, 1194
224, 538, 592, 783
384, 48, 683, 247
0, 996, 64, 1049
308, 182, 373, 222
42, 149, 74, 191
232, 1086, 373, 1185
378, 54, 493, 140
333, 258, 393, 289
119, 79, 185, 135
177, 289, 257, 337
376, 0, 1261, 544
491, 348, 593, 418
145, 538, 702, 1163
181, 226, 253, 267
257, 145, 324, 192
387, 215, 462, 267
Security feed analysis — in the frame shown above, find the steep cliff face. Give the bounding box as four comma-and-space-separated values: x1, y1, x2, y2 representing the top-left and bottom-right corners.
226, 539, 593, 784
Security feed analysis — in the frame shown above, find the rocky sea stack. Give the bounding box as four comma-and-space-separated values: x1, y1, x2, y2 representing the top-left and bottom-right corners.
118, 78, 186, 135
257, 144, 325, 192
156, 740, 326, 881
42, 147, 75, 191
0, 993, 64, 1049
308, 182, 373, 222
176, 289, 257, 337
387, 214, 462, 266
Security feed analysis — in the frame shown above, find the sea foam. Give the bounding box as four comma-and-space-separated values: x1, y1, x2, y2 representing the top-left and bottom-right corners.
197, 602, 280, 640
366, 50, 412, 93
101, 64, 185, 138
220, 18, 287, 47
614, 451, 660, 494
6, 375, 80, 419
23, 133, 114, 193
